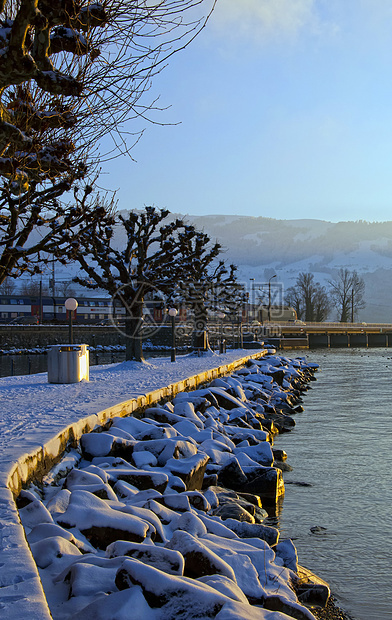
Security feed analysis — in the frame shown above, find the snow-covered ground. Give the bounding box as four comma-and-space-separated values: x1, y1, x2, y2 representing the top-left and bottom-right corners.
0, 351, 262, 464
0, 349, 323, 620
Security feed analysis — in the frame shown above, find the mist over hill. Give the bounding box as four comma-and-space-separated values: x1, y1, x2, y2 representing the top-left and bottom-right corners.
177, 215, 392, 322
35, 213, 392, 323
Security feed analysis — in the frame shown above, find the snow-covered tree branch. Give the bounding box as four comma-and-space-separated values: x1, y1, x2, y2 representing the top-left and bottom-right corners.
73, 206, 194, 361
0, 0, 216, 283
0, 0, 216, 186
168, 229, 245, 350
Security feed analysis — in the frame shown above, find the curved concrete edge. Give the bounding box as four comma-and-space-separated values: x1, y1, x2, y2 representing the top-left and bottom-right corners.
1, 351, 266, 619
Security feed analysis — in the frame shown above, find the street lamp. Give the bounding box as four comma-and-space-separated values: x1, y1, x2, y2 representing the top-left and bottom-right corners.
268, 275, 277, 322
218, 312, 225, 354
65, 297, 78, 344
168, 307, 177, 362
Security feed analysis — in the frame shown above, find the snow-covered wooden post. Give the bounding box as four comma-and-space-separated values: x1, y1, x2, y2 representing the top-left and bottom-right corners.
65, 298, 78, 344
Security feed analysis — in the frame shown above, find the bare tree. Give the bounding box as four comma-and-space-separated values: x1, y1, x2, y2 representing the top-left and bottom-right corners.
19, 279, 49, 296
0, 0, 216, 284
0, 183, 116, 285
73, 206, 200, 361
328, 268, 365, 322
0, 275, 16, 294
285, 285, 304, 321
0, 1, 217, 177
285, 272, 331, 322
170, 230, 244, 350
56, 279, 76, 297
312, 283, 331, 322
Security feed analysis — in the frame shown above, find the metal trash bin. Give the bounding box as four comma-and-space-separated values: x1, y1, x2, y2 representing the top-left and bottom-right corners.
47, 344, 89, 384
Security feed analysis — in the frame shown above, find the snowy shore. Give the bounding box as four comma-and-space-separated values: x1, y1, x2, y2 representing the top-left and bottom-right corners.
0, 348, 355, 620
12, 349, 337, 620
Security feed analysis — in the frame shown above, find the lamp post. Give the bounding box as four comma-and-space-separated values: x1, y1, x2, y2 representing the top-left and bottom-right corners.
218, 312, 225, 354
65, 298, 78, 344
168, 308, 177, 362
268, 275, 276, 322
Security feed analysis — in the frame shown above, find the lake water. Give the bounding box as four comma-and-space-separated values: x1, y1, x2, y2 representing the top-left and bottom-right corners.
271, 348, 392, 620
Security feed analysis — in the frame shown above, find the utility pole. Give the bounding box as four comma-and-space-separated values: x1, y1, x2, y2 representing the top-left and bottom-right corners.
268, 274, 277, 321
50, 257, 56, 297
351, 288, 354, 323
39, 280, 43, 324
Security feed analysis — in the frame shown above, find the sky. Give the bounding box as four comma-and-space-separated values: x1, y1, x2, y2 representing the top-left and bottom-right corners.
98, 0, 392, 223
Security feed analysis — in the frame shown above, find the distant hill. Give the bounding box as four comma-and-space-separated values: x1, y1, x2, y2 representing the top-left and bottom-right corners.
174, 215, 391, 322
33, 213, 392, 322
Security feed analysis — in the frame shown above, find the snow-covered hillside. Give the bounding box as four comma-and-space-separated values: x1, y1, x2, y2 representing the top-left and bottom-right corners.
185, 215, 392, 322
30, 214, 392, 322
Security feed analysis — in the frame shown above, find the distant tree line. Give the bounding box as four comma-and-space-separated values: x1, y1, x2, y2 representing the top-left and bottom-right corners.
285, 269, 365, 323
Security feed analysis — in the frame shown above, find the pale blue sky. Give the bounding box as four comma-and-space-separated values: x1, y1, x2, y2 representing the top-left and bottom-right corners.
99, 0, 392, 222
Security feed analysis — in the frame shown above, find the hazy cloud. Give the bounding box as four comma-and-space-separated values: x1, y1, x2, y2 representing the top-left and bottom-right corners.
210, 0, 330, 42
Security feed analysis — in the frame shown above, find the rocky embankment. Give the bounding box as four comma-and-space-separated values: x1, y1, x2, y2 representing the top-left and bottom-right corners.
18, 353, 335, 620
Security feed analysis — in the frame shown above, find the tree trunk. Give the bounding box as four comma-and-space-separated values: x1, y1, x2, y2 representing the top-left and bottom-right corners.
340, 299, 350, 323
125, 313, 144, 361
192, 306, 209, 352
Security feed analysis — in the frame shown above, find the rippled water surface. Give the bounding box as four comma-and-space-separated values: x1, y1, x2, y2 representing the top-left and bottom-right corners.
273, 348, 392, 620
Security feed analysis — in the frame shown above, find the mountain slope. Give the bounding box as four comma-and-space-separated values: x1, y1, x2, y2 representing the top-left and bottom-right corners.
180, 215, 392, 322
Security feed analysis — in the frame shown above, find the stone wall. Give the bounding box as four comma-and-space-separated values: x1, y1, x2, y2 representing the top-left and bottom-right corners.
0, 325, 192, 349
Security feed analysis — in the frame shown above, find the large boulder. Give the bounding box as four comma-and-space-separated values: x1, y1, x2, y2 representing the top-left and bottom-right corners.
221, 519, 279, 547
241, 467, 285, 504
166, 530, 236, 580
233, 442, 274, 467
132, 438, 197, 466
104, 467, 169, 493
263, 595, 317, 620
144, 406, 204, 428
165, 453, 210, 490
57, 490, 152, 549
213, 503, 255, 523
115, 557, 232, 614
106, 540, 184, 575
80, 432, 136, 459
217, 458, 248, 490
